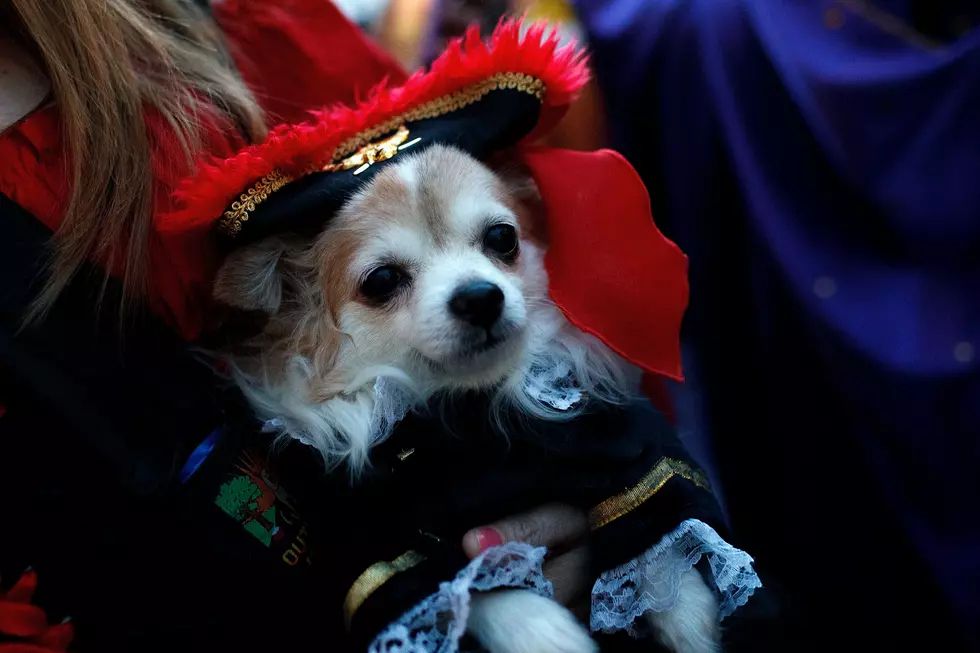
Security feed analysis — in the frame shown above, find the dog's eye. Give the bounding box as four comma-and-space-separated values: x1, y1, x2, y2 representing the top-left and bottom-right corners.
361, 266, 407, 303
484, 224, 519, 260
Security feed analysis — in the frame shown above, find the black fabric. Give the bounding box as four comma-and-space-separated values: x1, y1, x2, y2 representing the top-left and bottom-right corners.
909, 0, 980, 41
322, 397, 728, 650
0, 192, 751, 651
0, 193, 343, 652
0, 193, 222, 496
618, 71, 966, 649
223, 88, 541, 246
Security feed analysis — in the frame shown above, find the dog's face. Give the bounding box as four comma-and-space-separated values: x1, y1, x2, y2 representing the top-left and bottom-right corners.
324, 145, 542, 387
215, 145, 548, 395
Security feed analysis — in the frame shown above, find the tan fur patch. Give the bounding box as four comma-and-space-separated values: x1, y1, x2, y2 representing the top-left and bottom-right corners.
351, 168, 415, 228
316, 226, 362, 315
488, 152, 548, 248
213, 239, 289, 313
414, 148, 473, 243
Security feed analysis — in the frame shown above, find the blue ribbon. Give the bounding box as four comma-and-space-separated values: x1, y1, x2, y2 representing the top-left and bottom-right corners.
179, 427, 222, 484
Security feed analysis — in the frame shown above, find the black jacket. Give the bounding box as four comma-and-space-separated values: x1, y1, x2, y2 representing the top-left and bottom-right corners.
0, 192, 338, 651
1, 193, 776, 653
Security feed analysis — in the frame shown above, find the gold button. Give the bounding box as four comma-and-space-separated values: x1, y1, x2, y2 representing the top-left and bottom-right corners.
825, 6, 845, 30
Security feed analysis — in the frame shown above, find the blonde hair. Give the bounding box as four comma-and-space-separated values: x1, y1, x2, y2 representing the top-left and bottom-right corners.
7, 0, 267, 322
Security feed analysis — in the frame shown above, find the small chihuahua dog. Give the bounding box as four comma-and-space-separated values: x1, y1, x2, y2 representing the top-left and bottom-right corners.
213, 145, 722, 653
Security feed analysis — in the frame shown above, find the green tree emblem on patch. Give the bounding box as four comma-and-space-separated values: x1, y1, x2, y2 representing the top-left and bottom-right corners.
215, 475, 278, 547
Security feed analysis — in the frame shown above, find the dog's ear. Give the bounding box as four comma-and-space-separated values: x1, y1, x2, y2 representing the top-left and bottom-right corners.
485, 149, 548, 245
213, 238, 294, 314
486, 149, 541, 202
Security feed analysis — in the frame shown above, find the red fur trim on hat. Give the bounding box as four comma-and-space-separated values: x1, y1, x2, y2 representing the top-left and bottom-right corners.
162, 18, 589, 233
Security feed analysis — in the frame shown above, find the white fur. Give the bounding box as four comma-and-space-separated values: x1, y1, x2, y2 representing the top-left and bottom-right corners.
467, 590, 598, 653
228, 240, 634, 473
231, 358, 416, 474
647, 566, 723, 653
219, 145, 722, 652
226, 146, 637, 474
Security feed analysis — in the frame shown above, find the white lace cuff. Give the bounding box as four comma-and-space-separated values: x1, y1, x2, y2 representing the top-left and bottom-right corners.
590, 519, 761, 636
368, 542, 554, 653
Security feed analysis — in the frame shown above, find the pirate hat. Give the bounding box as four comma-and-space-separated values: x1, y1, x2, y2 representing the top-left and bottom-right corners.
168, 20, 589, 244
168, 19, 689, 382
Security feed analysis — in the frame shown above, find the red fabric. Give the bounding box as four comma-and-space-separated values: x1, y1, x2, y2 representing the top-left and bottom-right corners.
166, 20, 588, 232
520, 147, 689, 382
161, 19, 688, 384
0, 0, 404, 340
212, 0, 407, 125
0, 571, 74, 653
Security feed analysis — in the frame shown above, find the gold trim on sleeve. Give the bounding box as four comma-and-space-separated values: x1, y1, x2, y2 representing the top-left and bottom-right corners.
588, 457, 711, 531
339, 458, 709, 629
343, 549, 427, 630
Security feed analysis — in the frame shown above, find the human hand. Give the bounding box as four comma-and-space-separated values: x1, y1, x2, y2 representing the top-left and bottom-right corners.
462, 503, 592, 617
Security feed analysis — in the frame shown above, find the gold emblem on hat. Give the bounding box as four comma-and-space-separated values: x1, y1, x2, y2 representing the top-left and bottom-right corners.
219, 72, 548, 238
322, 125, 420, 175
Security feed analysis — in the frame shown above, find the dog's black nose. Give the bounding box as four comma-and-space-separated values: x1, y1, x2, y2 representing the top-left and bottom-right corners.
449, 281, 505, 329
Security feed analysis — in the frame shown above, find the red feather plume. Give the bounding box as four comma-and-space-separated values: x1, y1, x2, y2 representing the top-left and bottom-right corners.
163, 19, 590, 233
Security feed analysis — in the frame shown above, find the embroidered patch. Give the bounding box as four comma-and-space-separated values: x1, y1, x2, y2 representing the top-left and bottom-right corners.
214, 449, 313, 567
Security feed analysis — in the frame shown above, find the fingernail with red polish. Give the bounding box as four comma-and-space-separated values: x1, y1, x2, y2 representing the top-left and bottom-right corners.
476, 528, 503, 552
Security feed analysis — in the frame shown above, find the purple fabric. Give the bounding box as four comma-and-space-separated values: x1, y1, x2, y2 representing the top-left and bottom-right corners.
573, 0, 980, 647
419, 0, 445, 65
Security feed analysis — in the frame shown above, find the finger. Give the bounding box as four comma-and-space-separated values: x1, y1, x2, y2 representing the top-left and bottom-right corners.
542, 545, 591, 607
462, 503, 589, 559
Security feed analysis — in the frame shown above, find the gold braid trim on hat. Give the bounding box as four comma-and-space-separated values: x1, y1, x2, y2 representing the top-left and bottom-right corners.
218, 169, 293, 237
218, 72, 547, 237
329, 72, 545, 162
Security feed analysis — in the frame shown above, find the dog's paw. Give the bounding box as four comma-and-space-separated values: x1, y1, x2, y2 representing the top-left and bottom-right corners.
467, 589, 598, 653
646, 568, 723, 653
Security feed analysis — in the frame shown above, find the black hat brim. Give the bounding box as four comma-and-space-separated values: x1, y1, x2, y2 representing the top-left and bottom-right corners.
225, 87, 541, 246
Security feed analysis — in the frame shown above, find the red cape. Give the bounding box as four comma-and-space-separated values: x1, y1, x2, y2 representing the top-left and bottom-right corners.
522, 147, 688, 382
